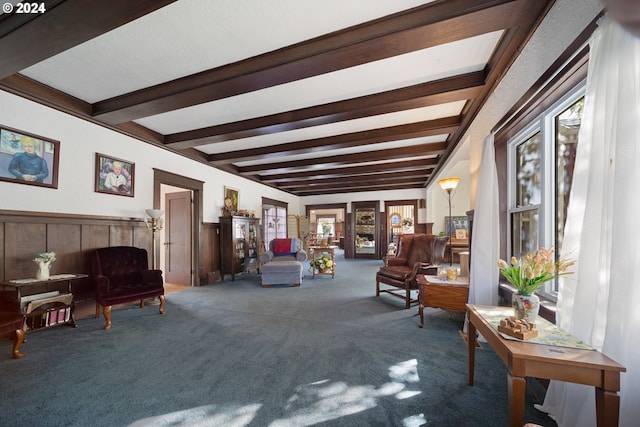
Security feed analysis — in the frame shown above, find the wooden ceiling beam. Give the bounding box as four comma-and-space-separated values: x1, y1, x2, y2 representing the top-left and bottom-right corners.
237, 142, 442, 175
91, 0, 524, 124
257, 158, 437, 181
277, 170, 430, 188
0, 0, 176, 80
293, 182, 426, 196
164, 72, 484, 149
209, 119, 455, 165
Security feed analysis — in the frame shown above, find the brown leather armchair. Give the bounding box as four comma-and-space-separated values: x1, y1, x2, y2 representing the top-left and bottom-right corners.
376, 234, 447, 309
0, 290, 25, 359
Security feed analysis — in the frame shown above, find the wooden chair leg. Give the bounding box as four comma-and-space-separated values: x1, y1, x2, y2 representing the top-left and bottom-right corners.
103, 306, 112, 330
95, 303, 100, 318
140, 299, 145, 309
158, 295, 165, 315
375, 279, 380, 296
12, 328, 25, 359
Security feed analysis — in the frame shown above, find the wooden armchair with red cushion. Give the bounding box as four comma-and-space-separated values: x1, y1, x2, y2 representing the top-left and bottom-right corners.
91, 246, 165, 330
0, 290, 25, 359
376, 234, 447, 309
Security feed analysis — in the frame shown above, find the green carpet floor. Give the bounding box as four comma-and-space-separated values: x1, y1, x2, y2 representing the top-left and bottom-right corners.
0, 252, 556, 426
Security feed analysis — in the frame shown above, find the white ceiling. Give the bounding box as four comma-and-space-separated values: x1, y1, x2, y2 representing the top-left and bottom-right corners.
2, 0, 552, 195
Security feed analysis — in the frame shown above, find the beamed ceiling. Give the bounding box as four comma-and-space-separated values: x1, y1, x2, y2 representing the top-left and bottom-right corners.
0, 0, 554, 196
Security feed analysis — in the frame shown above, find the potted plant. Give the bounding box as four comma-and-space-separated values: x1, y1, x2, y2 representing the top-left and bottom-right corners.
497, 247, 574, 322
310, 254, 335, 273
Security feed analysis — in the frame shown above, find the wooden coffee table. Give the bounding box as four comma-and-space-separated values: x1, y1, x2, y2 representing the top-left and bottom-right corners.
466, 304, 626, 427
417, 275, 469, 328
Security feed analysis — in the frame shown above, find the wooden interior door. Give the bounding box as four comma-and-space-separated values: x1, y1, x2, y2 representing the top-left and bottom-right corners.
164, 191, 192, 284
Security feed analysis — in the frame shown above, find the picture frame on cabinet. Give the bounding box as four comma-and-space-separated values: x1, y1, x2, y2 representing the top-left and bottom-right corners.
94, 153, 135, 197
0, 125, 60, 189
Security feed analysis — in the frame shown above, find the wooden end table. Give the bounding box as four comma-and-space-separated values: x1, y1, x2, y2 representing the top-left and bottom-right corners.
1, 274, 88, 330
417, 275, 469, 328
466, 304, 626, 427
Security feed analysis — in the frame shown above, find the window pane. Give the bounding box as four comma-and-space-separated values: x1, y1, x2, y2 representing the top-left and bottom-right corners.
516, 132, 541, 206
511, 210, 538, 258
555, 97, 583, 254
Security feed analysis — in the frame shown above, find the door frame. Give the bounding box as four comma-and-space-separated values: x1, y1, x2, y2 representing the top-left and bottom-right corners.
153, 169, 203, 287
352, 200, 380, 259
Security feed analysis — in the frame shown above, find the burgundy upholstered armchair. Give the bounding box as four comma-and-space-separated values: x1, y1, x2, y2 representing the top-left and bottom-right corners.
376, 234, 447, 309
0, 290, 25, 359
91, 246, 165, 330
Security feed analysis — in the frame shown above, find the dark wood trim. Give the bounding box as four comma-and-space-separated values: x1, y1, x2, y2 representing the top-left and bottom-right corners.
210, 121, 455, 165
425, 0, 556, 187
493, 12, 602, 138
0, 0, 177, 80
152, 169, 203, 286
90, 0, 530, 124
0, 209, 153, 298
0, 209, 143, 224
165, 72, 484, 150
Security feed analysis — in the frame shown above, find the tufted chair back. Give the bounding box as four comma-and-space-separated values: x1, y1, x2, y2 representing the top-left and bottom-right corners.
92, 246, 149, 290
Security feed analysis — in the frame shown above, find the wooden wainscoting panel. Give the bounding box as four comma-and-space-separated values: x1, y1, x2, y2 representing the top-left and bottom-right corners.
0, 224, 4, 280
4, 222, 47, 279
47, 223, 83, 274
133, 225, 153, 255
109, 225, 134, 247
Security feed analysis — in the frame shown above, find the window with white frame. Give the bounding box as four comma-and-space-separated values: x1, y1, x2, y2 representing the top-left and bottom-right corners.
262, 197, 288, 246
507, 81, 585, 300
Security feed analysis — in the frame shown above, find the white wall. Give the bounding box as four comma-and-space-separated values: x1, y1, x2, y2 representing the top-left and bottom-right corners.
464, 0, 603, 206
0, 91, 299, 221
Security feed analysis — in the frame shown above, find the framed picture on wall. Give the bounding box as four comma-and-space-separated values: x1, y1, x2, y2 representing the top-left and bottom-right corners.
223, 186, 239, 215
444, 215, 468, 236
0, 125, 60, 188
94, 153, 135, 197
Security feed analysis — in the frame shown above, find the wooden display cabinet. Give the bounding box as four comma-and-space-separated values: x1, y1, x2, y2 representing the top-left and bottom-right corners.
219, 216, 261, 281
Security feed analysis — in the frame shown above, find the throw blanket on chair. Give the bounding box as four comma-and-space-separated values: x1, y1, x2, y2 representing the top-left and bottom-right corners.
273, 238, 294, 255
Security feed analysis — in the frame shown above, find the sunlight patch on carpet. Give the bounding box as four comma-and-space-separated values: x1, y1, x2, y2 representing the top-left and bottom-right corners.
128, 403, 262, 427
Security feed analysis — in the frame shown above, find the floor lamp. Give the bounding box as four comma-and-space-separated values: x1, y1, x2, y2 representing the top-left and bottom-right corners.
144, 209, 164, 269
438, 177, 461, 266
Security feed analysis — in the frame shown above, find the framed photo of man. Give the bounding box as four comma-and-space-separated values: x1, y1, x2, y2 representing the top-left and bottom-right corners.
95, 153, 135, 197
0, 125, 60, 188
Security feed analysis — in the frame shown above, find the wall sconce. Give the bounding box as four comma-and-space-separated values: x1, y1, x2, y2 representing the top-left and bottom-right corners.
144, 209, 164, 269
438, 177, 461, 266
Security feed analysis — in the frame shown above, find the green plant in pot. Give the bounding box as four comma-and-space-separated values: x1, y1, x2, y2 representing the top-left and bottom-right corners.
498, 247, 574, 322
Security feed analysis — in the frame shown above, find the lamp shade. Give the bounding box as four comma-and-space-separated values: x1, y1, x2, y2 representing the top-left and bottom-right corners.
438, 177, 461, 191
145, 209, 164, 219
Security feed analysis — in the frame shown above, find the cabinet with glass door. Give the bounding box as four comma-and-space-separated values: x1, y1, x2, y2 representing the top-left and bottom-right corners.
219, 216, 261, 281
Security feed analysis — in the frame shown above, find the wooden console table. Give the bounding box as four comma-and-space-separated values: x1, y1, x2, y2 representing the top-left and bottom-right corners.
309, 245, 337, 279
466, 305, 626, 427
417, 275, 469, 328
1, 274, 88, 330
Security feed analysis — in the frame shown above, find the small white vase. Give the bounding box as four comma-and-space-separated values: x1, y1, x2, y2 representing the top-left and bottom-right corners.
512, 292, 540, 323
35, 261, 51, 281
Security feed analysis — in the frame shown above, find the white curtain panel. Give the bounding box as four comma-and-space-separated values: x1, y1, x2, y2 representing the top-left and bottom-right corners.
469, 133, 500, 309
539, 15, 640, 426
